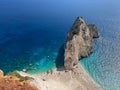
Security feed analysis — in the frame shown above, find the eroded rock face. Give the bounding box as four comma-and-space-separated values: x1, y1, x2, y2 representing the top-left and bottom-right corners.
0, 70, 38, 90
64, 17, 99, 70
88, 24, 99, 38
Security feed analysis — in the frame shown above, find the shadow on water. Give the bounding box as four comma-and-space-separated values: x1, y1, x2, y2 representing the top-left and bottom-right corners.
55, 45, 65, 71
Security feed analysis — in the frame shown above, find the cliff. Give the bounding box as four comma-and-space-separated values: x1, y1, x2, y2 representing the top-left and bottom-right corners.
64, 16, 99, 70
0, 70, 38, 90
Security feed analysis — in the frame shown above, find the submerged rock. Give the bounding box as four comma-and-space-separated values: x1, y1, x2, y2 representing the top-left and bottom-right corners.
64, 16, 99, 70
29, 63, 33, 67
23, 69, 27, 72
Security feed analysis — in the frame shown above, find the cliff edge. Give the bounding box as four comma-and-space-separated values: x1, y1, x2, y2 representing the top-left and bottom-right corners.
64, 16, 99, 70
0, 70, 38, 90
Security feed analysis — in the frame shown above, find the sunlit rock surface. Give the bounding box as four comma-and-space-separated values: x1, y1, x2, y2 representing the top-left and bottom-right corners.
64, 17, 99, 70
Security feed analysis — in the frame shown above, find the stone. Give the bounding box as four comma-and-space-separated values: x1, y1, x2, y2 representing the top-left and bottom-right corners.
64, 16, 99, 70
29, 63, 33, 67
23, 69, 27, 72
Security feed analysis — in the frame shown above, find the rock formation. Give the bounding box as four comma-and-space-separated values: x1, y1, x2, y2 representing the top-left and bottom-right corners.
64, 16, 99, 70
0, 70, 38, 90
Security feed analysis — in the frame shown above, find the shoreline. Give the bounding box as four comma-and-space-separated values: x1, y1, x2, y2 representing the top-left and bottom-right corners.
18, 63, 103, 90
78, 63, 103, 90
80, 61, 103, 89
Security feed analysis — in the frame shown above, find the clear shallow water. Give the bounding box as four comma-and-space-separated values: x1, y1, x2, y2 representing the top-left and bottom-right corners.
80, 13, 120, 90
0, 0, 120, 90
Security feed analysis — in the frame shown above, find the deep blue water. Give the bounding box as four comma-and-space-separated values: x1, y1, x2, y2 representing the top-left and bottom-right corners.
0, 0, 120, 90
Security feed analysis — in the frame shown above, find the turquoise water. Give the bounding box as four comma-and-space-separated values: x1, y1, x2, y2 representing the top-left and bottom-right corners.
80, 15, 120, 90
0, 0, 120, 90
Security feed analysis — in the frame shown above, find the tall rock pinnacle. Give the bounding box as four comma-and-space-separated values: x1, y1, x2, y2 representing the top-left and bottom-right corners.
64, 16, 99, 70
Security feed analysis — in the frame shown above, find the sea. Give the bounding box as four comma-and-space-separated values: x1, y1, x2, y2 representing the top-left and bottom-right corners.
0, 0, 120, 90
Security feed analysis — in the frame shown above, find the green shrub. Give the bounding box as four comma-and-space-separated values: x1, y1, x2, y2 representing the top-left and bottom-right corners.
7, 71, 29, 82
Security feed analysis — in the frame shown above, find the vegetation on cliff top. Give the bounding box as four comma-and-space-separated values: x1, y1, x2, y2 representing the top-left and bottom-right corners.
7, 71, 29, 82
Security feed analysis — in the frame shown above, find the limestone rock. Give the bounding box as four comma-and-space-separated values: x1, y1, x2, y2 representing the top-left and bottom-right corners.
88, 24, 99, 38
64, 16, 99, 70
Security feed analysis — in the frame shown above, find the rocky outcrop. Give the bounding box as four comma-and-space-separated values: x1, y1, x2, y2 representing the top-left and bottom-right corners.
64, 17, 99, 70
0, 70, 38, 90
88, 24, 99, 38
